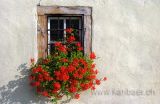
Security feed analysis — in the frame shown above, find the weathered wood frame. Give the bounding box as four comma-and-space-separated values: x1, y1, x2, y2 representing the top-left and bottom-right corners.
37, 6, 92, 58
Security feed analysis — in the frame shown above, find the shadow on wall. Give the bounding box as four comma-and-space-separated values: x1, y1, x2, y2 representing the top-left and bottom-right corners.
0, 63, 49, 104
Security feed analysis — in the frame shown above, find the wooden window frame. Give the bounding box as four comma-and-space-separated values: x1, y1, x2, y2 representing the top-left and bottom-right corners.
37, 6, 92, 58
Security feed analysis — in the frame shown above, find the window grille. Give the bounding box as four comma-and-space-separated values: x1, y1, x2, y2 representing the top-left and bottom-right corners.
47, 15, 84, 54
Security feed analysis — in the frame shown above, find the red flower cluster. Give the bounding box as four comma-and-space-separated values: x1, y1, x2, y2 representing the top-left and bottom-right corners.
29, 28, 107, 102
74, 93, 80, 99
41, 91, 50, 97
67, 35, 75, 43
90, 52, 96, 59
54, 70, 69, 81
69, 86, 77, 93
76, 42, 83, 51
54, 42, 67, 53
65, 28, 73, 34
30, 66, 53, 86
53, 82, 61, 90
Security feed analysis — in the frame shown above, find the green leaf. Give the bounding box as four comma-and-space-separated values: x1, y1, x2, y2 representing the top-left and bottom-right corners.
51, 98, 58, 104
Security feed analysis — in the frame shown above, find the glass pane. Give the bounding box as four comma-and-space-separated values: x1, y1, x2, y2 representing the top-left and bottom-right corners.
59, 20, 64, 41
50, 19, 64, 41
59, 19, 64, 29
66, 19, 81, 29
50, 20, 58, 29
50, 30, 58, 41
71, 19, 79, 29
66, 19, 71, 28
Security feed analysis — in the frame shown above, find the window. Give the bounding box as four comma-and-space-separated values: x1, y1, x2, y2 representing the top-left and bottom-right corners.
48, 15, 83, 54
37, 6, 92, 58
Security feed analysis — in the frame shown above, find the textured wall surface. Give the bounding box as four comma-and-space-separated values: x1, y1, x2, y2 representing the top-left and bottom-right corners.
0, 0, 160, 104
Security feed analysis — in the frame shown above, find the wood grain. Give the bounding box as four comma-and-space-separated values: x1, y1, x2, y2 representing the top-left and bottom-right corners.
37, 15, 48, 58
37, 6, 92, 16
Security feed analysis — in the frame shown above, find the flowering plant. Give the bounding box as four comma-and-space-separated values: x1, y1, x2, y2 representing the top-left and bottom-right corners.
29, 28, 107, 103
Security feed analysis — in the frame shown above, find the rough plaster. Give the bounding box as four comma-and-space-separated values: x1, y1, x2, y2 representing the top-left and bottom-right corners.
0, 0, 160, 104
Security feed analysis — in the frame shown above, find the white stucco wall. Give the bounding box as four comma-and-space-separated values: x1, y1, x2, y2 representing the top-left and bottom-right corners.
0, 0, 160, 104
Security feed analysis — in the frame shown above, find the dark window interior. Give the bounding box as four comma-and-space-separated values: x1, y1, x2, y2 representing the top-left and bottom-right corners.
50, 19, 64, 41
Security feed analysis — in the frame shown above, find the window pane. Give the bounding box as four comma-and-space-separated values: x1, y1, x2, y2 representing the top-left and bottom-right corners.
50, 19, 64, 41
71, 19, 80, 29
50, 30, 58, 41
66, 19, 70, 28
50, 20, 58, 29
59, 20, 64, 40
59, 19, 64, 29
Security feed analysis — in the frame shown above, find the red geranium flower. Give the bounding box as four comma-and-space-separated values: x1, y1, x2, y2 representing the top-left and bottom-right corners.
61, 74, 69, 81
60, 66, 67, 73
67, 65, 76, 73
74, 94, 80, 99
91, 64, 96, 68
87, 75, 96, 80
91, 86, 96, 90
95, 79, 101, 85
80, 83, 91, 90
76, 42, 81, 47
37, 74, 44, 82
103, 77, 107, 81
41, 91, 50, 98
54, 71, 61, 77
72, 58, 79, 66
76, 42, 83, 51
54, 42, 61, 47
70, 80, 78, 86
30, 81, 40, 87
32, 66, 43, 74
90, 52, 96, 59
66, 28, 73, 34
58, 45, 67, 53
52, 89, 58, 94
69, 86, 77, 93
53, 82, 61, 90
29, 75, 35, 81
94, 69, 98, 74
78, 47, 83, 51
67, 35, 75, 43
